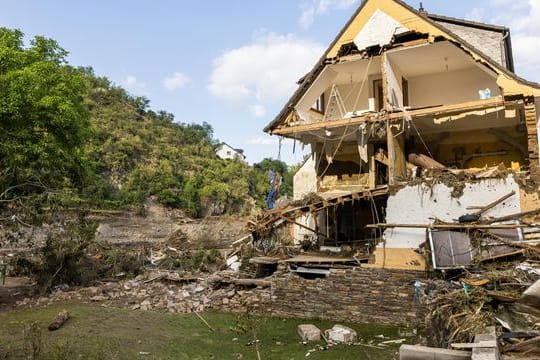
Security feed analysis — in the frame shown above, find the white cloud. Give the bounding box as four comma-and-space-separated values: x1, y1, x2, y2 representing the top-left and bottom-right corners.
248, 136, 279, 145
249, 104, 267, 118
163, 72, 190, 91
466, 8, 483, 22
299, 0, 360, 30
208, 31, 324, 117
122, 75, 149, 95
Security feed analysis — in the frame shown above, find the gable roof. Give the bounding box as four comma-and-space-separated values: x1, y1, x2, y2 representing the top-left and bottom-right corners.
217, 142, 244, 154
428, 13, 514, 71
264, 0, 540, 134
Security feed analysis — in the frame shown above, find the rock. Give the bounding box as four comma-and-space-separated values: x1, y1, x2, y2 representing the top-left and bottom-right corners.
182, 290, 191, 298
325, 325, 357, 344
194, 286, 205, 293
90, 295, 109, 302
297, 324, 321, 342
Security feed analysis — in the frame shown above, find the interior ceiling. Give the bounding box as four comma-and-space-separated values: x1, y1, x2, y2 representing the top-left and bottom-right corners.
329, 57, 382, 84
387, 41, 481, 78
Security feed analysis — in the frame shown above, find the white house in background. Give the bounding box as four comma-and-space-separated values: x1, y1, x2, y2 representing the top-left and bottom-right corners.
215, 143, 246, 161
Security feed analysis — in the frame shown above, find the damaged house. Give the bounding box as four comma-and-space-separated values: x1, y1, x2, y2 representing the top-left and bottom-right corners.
262, 0, 540, 271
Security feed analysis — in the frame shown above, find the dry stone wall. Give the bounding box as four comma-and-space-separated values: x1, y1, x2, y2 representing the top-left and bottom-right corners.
18, 266, 426, 326
269, 265, 426, 325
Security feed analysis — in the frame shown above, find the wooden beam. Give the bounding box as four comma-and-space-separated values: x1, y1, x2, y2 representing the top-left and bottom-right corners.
367, 223, 535, 229
270, 97, 507, 136
472, 190, 515, 216
279, 215, 329, 239
485, 207, 540, 223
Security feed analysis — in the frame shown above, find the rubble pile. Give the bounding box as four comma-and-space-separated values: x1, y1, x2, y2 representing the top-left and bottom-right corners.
15, 271, 271, 315
424, 261, 540, 358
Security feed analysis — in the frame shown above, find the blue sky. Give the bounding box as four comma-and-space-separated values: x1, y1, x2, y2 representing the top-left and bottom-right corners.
1, 0, 539, 165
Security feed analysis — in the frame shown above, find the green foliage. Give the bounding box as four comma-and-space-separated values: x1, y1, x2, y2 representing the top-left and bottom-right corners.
0, 27, 300, 218
0, 28, 90, 203
22, 321, 42, 360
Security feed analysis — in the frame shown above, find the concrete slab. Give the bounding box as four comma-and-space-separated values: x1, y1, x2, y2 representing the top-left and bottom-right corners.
297, 324, 321, 341
400, 344, 471, 360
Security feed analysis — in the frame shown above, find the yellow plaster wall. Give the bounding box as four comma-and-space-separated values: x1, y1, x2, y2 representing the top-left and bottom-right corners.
415, 127, 527, 169
363, 247, 426, 271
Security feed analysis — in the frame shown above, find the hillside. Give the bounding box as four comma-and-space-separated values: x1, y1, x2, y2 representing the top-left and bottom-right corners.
0, 28, 293, 219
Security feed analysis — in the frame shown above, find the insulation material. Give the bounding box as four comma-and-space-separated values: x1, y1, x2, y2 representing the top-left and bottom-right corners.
384, 56, 404, 109
295, 67, 338, 122
353, 9, 409, 51
356, 124, 370, 164
434, 105, 505, 124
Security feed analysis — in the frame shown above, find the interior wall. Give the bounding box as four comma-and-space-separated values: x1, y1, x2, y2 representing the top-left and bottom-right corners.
385, 56, 405, 109
383, 176, 522, 249
293, 156, 318, 244
409, 67, 500, 108
330, 82, 371, 116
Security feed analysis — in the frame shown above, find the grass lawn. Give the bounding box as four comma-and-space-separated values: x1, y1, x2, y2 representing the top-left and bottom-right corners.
0, 304, 417, 359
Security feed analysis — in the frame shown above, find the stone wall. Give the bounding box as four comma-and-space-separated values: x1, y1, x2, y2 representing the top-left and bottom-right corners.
268, 265, 426, 325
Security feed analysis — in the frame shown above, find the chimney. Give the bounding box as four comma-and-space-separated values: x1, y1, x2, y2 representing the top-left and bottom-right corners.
419, 2, 427, 15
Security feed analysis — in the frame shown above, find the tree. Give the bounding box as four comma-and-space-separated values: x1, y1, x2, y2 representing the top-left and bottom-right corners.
0, 28, 90, 216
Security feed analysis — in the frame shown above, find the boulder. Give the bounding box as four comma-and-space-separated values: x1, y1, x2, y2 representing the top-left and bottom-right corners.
325, 324, 357, 343
297, 324, 321, 342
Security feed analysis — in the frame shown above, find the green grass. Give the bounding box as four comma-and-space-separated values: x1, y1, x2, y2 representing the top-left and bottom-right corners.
0, 304, 417, 359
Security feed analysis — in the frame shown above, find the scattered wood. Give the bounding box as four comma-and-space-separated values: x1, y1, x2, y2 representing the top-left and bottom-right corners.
193, 311, 215, 332
485, 208, 540, 224
503, 335, 540, 353
486, 291, 519, 303
471, 327, 499, 360
249, 257, 280, 265
280, 255, 357, 265
48, 310, 69, 331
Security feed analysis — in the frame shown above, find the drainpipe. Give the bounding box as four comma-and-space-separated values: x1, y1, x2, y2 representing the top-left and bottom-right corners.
501, 29, 514, 72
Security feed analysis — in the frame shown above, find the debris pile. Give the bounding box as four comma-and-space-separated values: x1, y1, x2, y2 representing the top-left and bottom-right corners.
423, 261, 540, 358
15, 271, 271, 315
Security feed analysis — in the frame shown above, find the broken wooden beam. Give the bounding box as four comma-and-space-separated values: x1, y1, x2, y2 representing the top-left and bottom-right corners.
472, 190, 515, 216
485, 208, 540, 223
279, 215, 328, 239
471, 327, 499, 360
367, 223, 534, 230
408, 153, 446, 169
48, 310, 69, 331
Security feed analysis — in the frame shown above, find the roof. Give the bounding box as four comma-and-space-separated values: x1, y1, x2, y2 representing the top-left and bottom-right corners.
217, 142, 245, 155
264, 0, 540, 134
426, 13, 508, 33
